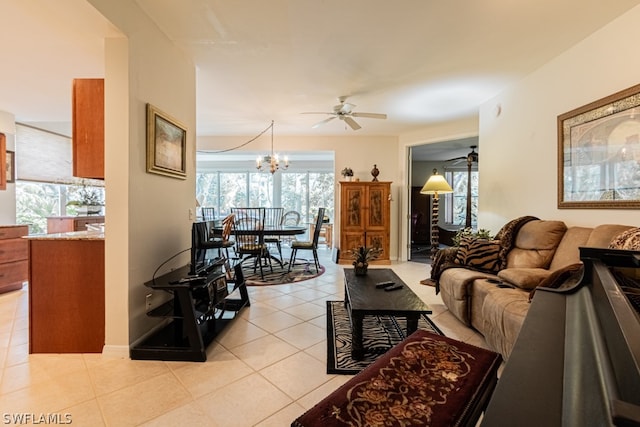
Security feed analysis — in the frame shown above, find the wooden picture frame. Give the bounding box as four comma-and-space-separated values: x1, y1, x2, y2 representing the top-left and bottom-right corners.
146, 103, 187, 179
0, 133, 6, 190
6, 150, 15, 183
558, 83, 640, 209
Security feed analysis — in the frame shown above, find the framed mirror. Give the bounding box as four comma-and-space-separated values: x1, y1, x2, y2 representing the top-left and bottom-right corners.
558, 83, 640, 209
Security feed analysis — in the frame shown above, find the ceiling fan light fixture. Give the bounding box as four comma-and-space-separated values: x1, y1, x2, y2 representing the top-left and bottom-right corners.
302, 96, 387, 131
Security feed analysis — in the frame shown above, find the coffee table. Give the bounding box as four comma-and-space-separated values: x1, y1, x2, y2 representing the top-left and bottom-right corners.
344, 268, 432, 360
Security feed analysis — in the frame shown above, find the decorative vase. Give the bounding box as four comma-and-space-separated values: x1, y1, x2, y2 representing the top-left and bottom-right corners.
354, 262, 368, 276
371, 164, 380, 181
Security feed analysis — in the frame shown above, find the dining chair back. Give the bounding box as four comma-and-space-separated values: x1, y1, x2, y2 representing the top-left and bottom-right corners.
213, 213, 236, 260
281, 210, 301, 226
230, 207, 272, 278
281, 210, 302, 246
288, 207, 325, 273
264, 207, 285, 261
201, 207, 215, 221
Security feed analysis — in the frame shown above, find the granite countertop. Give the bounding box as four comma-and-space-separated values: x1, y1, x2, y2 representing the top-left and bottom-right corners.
24, 230, 105, 241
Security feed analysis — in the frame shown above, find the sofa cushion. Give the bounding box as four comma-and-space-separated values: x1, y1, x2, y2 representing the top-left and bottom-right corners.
505, 220, 567, 269
497, 268, 552, 290
548, 227, 592, 271
454, 237, 501, 273
439, 268, 495, 326
609, 227, 640, 250
585, 224, 636, 248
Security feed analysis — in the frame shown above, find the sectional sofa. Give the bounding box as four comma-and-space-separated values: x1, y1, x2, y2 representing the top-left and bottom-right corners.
436, 219, 636, 359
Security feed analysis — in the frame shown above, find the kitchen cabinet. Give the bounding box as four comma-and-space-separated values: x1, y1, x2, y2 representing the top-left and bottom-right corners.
47, 216, 104, 233
0, 225, 29, 294
338, 181, 391, 264
28, 235, 104, 353
72, 78, 104, 179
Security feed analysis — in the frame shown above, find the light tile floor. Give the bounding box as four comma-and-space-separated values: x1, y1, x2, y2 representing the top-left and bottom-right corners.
0, 248, 489, 426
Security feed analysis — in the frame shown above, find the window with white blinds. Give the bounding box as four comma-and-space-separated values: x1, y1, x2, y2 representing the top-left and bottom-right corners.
15, 123, 101, 186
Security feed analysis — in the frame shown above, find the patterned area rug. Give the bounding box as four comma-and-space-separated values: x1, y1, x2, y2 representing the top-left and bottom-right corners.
326, 300, 443, 374
242, 259, 325, 286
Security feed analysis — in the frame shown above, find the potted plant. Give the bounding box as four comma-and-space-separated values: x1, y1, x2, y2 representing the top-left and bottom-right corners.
452, 227, 493, 246
350, 245, 383, 276
66, 183, 104, 215
341, 167, 354, 181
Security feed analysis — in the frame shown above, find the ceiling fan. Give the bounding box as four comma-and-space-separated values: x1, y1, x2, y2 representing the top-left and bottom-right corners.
302, 96, 387, 131
446, 146, 478, 229
447, 145, 479, 166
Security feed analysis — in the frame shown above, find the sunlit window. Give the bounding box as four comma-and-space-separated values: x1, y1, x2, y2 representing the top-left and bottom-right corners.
444, 170, 478, 228
196, 171, 334, 223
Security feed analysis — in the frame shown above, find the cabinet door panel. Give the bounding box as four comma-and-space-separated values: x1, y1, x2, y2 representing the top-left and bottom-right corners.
365, 231, 389, 260
72, 79, 104, 179
342, 232, 365, 254
342, 185, 365, 230
366, 186, 389, 229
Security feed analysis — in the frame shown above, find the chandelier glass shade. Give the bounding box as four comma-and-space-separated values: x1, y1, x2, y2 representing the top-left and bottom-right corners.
256, 120, 289, 174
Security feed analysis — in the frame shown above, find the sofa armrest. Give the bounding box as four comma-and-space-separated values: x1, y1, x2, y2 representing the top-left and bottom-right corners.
498, 268, 552, 290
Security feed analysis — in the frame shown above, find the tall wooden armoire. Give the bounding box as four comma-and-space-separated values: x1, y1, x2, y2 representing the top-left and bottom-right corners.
338, 181, 391, 264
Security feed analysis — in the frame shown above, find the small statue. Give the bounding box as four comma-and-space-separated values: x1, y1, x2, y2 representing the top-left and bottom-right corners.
371, 164, 380, 181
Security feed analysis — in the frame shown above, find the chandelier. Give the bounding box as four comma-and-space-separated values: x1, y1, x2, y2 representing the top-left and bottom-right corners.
256, 120, 289, 174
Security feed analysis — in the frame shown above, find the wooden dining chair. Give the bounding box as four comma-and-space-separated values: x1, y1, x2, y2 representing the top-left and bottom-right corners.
264, 207, 285, 261
231, 207, 272, 279
208, 213, 236, 261
288, 207, 325, 273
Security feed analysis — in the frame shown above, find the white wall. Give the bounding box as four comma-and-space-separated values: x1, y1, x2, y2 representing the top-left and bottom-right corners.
89, 0, 197, 350
478, 4, 640, 233
198, 134, 402, 259
0, 111, 16, 225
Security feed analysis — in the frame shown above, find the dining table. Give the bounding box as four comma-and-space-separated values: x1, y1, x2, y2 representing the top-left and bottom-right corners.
212, 223, 307, 268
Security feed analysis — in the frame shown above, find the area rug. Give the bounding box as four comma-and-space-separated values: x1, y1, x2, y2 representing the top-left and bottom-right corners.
242, 259, 325, 286
326, 300, 443, 374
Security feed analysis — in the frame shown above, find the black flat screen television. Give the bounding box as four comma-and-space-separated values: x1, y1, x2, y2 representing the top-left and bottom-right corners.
189, 220, 216, 276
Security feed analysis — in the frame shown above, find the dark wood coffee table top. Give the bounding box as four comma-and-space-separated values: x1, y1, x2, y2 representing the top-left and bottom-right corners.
344, 268, 431, 315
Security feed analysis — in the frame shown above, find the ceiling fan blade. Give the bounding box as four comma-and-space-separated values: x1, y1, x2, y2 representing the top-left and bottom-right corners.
312, 116, 336, 128
343, 116, 361, 130
351, 112, 387, 120
335, 102, 355, 114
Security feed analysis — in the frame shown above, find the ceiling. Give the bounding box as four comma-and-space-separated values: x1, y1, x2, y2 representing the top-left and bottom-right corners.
1, 1, 640, 155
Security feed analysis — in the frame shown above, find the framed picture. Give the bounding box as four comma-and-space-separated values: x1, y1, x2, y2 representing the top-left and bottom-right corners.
558, 83, 640, 209
146, 103, 187, 179
6, 150, 15, 183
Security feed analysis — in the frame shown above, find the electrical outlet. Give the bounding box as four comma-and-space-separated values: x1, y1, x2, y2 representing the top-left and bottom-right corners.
145, 293, 153, 310
188, 208, 194, 220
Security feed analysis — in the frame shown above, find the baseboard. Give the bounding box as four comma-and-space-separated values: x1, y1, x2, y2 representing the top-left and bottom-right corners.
101, 344, 130, 359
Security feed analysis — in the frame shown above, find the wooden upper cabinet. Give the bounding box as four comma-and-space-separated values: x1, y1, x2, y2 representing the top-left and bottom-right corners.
72, 78, 104, 179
